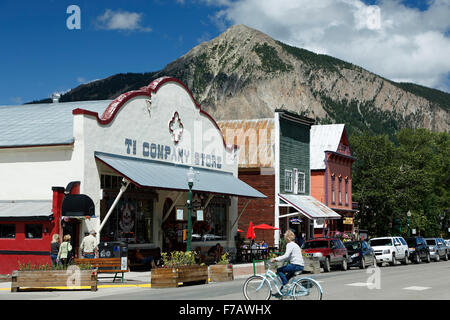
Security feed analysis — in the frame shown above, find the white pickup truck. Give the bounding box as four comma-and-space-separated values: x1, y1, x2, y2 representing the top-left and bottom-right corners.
368, 236, 410, 266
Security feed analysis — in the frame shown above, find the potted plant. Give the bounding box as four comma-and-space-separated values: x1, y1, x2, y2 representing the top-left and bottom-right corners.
151, 251, 208, 288
209, 252, 233, 282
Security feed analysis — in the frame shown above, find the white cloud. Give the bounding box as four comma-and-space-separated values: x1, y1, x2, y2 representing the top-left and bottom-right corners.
207, 0, 450, 91
96, 9, 152, 32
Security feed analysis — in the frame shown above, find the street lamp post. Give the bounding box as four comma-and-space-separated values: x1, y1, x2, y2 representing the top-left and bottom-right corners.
186, 167, 195, 252
407, 210, 412, 237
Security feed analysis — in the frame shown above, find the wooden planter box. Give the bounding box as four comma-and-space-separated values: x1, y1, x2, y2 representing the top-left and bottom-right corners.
11, 269, 98, 292
151, 265, 208, 288
209, 264, 233, 282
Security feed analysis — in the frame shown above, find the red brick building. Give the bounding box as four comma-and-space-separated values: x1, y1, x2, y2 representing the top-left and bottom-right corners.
310, 124, 356, 237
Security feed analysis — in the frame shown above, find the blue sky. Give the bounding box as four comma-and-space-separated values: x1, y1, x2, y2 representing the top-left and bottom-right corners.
0, 0, 448, 105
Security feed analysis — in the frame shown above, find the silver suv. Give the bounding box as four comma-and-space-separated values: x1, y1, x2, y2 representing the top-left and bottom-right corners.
425, 238, 449, 262
368, 236, 409, 266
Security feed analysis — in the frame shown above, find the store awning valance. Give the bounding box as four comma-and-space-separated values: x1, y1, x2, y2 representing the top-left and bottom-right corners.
278, 194, 341, 220
61, 194, 96, 217
95, 152, 266, 199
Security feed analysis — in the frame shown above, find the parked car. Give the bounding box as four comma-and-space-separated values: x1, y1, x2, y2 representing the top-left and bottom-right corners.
437, 238, 449, 258
302, 238, 348, 272
344, 240, 375, 269
445, 240, 450, 255
368, 236, 409, 266
404, 236, 431, 264
425, 238, 448, 261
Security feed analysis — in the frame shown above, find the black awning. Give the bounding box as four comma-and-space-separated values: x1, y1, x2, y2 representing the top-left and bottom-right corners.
61, 194, 95, 217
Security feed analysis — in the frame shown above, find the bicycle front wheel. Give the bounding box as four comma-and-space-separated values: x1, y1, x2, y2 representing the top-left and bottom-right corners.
243, 275, 271, 300
293, 278, 323, 300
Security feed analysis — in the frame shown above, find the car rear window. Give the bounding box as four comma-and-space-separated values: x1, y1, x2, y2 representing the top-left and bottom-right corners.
405, 238, 416, 246
344, 242, 361, 251
302, 240, 328, 249
369, 238, 392, 246
426, 239, 436, 245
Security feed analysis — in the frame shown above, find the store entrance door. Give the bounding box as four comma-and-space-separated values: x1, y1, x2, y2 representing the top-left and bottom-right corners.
62, 218, 80, 258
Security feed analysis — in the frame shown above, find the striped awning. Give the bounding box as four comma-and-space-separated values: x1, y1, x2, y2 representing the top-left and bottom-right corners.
278, 194, 341, 220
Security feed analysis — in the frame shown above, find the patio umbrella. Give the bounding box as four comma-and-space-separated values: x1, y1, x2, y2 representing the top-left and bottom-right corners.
246, 222, 256, 240
253, 224, 279, 242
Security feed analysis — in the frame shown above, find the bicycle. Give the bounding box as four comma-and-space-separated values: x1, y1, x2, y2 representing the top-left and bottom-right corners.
243, 261, 323, 300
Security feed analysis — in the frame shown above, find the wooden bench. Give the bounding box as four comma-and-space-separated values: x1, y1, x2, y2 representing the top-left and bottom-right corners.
74, 258, 128, 283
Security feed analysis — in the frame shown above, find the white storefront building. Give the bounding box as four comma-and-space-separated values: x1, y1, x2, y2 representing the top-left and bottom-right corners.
0, 77, 264, 258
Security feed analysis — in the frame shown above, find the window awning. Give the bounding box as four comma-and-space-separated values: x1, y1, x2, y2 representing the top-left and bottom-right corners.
95, 152, 266, 199
278, 194, 341, 220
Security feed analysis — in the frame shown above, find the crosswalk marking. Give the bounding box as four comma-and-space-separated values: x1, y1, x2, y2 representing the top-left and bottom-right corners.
403, 286, 431, 291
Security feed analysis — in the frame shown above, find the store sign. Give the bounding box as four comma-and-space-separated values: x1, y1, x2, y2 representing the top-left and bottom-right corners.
196, 210, 204, 221
124, 138, 223, 169
176, 208, 184, 221
290, 218, 302, 225
343, 218, 353, 225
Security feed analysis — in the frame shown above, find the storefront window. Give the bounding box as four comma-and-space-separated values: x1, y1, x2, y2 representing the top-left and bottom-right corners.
0, 224, 15, 238
102, 198, 153, 244
192, 197, 228, 241
25, 224, 42, 239
100, 175, 154, 244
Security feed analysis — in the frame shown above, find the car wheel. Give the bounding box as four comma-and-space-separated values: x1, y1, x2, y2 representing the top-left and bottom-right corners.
390, 254, 396, 266
425, 252, 431, 263
360, 257, 366, 269
414, 253, 420, 264
323, 257, 331, 273
444, 252, 449, 261
401, 254, 409, 265
341, 257, 348, 271
435, 254, 440, 262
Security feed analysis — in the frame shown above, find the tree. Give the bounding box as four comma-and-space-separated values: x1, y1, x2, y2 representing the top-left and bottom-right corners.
350, 128, 450, 238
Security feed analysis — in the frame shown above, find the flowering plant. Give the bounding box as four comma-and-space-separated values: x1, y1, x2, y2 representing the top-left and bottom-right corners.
160, 251, 196, 268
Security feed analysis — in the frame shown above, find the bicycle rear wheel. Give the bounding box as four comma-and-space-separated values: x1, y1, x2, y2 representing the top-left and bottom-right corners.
243, 275, 271, 300
292, 278, 323, 300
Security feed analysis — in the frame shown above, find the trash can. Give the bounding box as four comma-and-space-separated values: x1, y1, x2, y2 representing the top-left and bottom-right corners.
98, 241, 128, 270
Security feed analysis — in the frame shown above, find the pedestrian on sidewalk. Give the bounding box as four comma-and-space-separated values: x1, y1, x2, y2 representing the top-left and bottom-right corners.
80, 230, 98, 259
50, 234, 60, 267
57, 234, 72, 266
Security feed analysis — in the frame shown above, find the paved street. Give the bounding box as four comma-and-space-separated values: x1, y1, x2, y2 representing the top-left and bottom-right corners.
1, 260, 449, 300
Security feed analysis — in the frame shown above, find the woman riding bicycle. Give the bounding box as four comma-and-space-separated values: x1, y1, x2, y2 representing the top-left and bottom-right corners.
271, 230, 304, 293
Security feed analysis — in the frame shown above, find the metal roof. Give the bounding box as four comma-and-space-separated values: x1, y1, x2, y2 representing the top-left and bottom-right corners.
310, 124, 345, 170
278, 194, 341, 219
0, 100, 111, 148
0, 200, 52, 218
95, 152, 266, 199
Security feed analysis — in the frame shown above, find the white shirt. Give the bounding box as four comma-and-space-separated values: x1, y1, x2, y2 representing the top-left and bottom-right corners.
80, 235, 98, 253
275, 241, 304, 266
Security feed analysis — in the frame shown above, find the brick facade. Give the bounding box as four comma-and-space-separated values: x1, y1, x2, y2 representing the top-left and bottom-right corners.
237, 171, 276, 246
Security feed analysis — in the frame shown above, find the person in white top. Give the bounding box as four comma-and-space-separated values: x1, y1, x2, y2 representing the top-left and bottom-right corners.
80, 230, 98, 259
271, 230, 304, 291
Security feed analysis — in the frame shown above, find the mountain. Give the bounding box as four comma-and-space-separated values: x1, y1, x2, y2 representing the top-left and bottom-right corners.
30, 24, 449, 136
